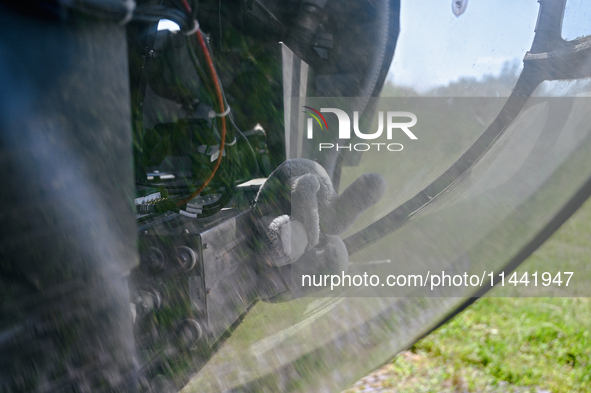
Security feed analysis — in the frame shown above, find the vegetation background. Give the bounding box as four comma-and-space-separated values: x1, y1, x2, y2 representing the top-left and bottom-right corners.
343, 63, 591, 393
344, 196, 591, 393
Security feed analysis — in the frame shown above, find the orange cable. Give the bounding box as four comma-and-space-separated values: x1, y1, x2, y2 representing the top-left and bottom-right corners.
180, 0, 192, 13
176, 28, 226, 207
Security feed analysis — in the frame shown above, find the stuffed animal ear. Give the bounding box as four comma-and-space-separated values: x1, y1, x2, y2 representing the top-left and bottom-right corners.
320, 172, 387, 235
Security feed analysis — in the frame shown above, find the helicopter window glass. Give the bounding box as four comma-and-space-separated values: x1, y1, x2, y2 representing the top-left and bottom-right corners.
337, 1, 539, 237
384, 0, 538, 96
562, 0, 591, 41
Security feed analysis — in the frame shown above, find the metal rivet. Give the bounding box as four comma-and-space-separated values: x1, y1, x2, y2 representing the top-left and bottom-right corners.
175, 246, 197, 271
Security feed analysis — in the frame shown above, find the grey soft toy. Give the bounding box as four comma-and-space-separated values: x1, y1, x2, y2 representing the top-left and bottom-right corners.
252, 158, 387, 300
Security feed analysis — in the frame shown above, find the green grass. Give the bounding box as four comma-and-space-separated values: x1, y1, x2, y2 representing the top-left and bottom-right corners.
345, 197, 591, 392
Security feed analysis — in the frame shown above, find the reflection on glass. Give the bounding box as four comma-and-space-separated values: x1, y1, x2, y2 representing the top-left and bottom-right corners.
533, 78, 591, 97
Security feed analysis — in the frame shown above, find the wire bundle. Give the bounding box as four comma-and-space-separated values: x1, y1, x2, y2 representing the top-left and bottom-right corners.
63, 0, 230, 214
177, 18, 228, 207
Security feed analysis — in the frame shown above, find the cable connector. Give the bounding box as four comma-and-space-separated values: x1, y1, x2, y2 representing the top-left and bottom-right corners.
136, 198, 177, 214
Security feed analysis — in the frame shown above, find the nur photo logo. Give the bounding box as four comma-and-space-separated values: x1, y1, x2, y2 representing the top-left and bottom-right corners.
303, 106, 418, 152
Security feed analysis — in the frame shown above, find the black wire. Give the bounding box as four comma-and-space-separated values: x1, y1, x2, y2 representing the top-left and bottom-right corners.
229, 113, 260, 180
186, 36, 215, 98
191, 0, 199, 20
218, 0, 222, 53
